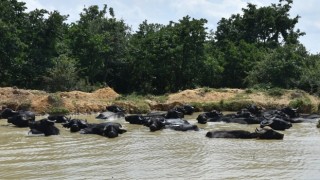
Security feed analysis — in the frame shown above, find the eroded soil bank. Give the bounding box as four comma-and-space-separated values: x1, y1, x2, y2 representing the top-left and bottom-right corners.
0, 87, 319, 115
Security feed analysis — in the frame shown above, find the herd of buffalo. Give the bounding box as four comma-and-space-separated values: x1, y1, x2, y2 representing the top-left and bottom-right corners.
1, 104, 320, 139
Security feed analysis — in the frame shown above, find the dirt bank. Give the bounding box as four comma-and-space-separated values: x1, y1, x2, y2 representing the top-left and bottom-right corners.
0, 87, 319, 114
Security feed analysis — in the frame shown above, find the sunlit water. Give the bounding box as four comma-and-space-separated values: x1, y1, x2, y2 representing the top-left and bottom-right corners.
1, 113, 320, 179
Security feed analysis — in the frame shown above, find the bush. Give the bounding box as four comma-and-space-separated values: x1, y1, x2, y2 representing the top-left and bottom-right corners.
48, 107, 69, 115
266, 87, 285, 97
289, 98, 313, 113
48, 93, 63, 107
43, 54, 79, 92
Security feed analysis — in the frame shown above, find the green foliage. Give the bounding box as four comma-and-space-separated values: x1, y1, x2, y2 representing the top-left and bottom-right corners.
47, 107, 69, 115
246, 44, 307, 89
297, 54, 320, 94
48, 93, 63, 107
0, 0, 316, 98
47, 93, 70, 114
245, 89, 253, 94
68, 4, 130, 90
266, 87, 285, 97
215, 0, 304, 48
289, 97, 313, 113
127, 16, 208, 94
43, 54, 78, 92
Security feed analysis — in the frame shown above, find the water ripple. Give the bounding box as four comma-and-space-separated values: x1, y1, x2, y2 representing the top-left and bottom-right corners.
1, 115, 320, 179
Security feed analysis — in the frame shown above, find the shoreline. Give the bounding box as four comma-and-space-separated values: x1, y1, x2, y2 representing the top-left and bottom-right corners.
1, 87, 319, 115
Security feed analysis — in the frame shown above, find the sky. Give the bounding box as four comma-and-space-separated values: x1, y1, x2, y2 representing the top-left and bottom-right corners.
19, 0, 320, 54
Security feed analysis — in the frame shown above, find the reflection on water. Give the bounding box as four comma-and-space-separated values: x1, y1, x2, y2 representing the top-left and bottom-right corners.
0, 113, 320, 179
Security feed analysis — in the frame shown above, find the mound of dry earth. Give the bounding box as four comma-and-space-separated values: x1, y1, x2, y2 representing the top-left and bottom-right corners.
167, 88, 319, 106
0, 87, 119, 114
0, 87, 319, 114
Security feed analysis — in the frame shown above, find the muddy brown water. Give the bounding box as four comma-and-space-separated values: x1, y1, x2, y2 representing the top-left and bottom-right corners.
1, 113, 320, 179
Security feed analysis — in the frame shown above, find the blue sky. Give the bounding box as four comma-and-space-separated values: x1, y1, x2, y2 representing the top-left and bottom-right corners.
20, 0, 320, 54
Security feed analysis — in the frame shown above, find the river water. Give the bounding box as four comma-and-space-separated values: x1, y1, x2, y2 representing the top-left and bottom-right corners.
0, 113, 320, 180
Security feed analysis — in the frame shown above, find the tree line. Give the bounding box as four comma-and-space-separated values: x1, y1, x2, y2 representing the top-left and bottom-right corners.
1, 0, 320, 95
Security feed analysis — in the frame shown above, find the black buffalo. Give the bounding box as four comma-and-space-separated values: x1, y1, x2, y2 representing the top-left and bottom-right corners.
96, 105, 126, 120
106, 105, 126, 113
165, 109, 184, 119
80, 122, 127, 138
173, 104, 195, 115
1, 108, 36, 127
197, 110, 261, 124
145, 116, 199, 132
197, 110, 223, 124
125, 115, 148, 125
28, 118, 60, 136
260, 117, 292, 130
62, 118, 90, 132
0, 108, 18, 119
47, 115, 68, 123
206, 127, 284, 140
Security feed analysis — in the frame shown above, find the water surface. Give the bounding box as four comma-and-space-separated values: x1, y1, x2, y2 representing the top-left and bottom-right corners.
0, 113, 320, 179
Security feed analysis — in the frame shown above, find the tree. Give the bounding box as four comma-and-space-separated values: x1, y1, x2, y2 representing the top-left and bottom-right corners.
297, 54, 320, 94
246, 44, 308, 88
127, 16, 208, 94
43, 54, 78, 92
0, 0, 27, 85
19, 9, 69, 88
215, 0, 305, 48
68, 5, 130, 90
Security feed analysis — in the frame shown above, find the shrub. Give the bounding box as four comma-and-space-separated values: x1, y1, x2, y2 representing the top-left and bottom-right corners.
48, 93, 63, 107
48, 107, 69, 115
266, 87, 285, 97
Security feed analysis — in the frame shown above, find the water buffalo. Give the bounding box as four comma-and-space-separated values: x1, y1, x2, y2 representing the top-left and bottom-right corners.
62, 118, 90, 132
106, 105, 126, 113
165, 109, 184, 119
281, 107, 300, 118
173, 104, 195, 115
246, 104, 264, 116
125, 115, 148, 125
48, 115, 68, 123
0, 108, 18, 119
145, 116, 199, 132
28, 118, 60, 136
7, 111, 35, 127
96, 105, 126, 120
206, 127, 284, 140
80, 122, 127, 138
197, 110, 223, 124
260, 117, 292, 130
197, 110, 261, 124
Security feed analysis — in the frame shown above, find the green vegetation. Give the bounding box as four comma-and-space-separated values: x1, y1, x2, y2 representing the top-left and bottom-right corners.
47, 107, 70, 115
1, 0, 320, 98
266, 88, 285, 97
47, 93, 69, 114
